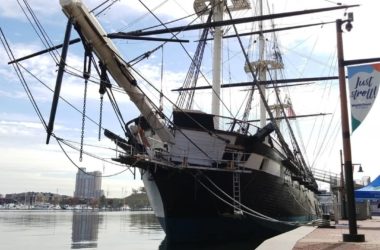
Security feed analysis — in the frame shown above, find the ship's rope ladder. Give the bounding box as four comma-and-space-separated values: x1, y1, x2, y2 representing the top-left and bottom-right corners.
231, 153, 243, 214
232, 171, 242, 214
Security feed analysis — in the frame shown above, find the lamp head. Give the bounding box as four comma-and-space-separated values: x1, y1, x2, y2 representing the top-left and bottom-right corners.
358, 165, 364, 173
345, 21, 353, 32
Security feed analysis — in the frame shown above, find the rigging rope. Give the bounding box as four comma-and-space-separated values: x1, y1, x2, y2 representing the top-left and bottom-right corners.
91, 56, 128, 135
119, 0, 217, 33
0, 29, 48, 131
80, 0, 235, 138
130, 66, 227, 160
55, 136, 139, 178
159, 46, 164, 111
61, 137, 124, 152
265, 56, 322, 184
135, 0, 238, 129
1, 29, 133, 179
59, 138, 125, 167
18, 64, 103, 129
91, 0, 119, 17
17, 0, 59, 64
224, 5, 294, 162
106, 88, 127, 134
176, 10, 212, 109
90, 0, 112, 13
190, 170, 302, 226
118, 0, 169, 32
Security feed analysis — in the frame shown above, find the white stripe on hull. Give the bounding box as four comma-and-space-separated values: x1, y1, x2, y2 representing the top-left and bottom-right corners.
142, 171, 164, 218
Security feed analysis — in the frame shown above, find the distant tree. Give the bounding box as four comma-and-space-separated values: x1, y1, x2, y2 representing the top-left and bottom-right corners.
90, 198, 99, 208
99, 195, 106, 208
125, 190, 150, 210
53, 195, 60, 205
112, 199, 124, 208
71, 197, 79, 205
35, 193, 45, 203
107, 198, 113, 208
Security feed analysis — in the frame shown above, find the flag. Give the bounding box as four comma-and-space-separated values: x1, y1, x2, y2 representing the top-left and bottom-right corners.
347, 63, 380, 132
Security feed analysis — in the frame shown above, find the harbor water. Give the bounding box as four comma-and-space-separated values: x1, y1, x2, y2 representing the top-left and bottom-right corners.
0, 210, 264, 249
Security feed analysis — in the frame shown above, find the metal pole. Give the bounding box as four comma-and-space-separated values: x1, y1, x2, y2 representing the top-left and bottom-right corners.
340, 149, 347, 219
336, 19, 365, 242
46, 20, 72, 144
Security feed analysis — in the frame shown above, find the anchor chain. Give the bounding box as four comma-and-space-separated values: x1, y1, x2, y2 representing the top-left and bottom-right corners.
98, 61, 112, 141
98, 95, 104, 141
79, 80, 88, 162
79, 46, 92, 162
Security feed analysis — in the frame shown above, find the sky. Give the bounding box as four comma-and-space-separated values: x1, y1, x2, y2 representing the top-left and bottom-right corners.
1, 0, 380, 198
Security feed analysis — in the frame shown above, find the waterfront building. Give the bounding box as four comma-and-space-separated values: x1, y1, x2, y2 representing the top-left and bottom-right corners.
74, 168, 104, 199
4, 192, 61, 205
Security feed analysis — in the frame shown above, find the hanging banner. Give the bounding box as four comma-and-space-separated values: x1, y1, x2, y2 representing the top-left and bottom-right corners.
347, 63, 380, 132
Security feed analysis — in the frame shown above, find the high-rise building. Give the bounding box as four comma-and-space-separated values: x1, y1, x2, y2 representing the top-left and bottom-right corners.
74, 168, 103, 199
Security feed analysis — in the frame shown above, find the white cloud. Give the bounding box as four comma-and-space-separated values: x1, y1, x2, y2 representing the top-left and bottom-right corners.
99, 0, 195, 29
0, 89, 26, 99
0, 0, 58, 19
0, 117, 143, 197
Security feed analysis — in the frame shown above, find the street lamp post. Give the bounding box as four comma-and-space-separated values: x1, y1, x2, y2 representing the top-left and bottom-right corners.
336, 15, 365, 242
339, 150, 347, 219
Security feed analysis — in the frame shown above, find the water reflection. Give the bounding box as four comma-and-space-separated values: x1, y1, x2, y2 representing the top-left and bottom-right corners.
159, 237, 265, 250
71, 212, 103, 249
0, 211, 269, 249
0, 211, 60, 229
0, 211, 164, 249
128, 212, 163, 231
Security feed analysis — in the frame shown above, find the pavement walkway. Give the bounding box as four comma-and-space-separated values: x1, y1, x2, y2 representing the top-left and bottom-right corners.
256, 226, 315, 250
257, 216, 380, 250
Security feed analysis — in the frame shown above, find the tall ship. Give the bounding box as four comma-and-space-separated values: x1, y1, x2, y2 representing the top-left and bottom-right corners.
3, 0, 358, 243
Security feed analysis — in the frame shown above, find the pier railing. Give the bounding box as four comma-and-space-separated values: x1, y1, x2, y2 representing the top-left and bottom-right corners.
312, 168, 341, 187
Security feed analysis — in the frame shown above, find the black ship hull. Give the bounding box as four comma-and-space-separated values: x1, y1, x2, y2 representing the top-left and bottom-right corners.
142, 165, 318, 243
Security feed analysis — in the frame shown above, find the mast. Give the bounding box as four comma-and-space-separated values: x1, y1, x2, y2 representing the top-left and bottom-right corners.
243, 0, 284, 129
194, 0, 251, 129
211, 0, 223, 129
258, 0, 266, 128
244, 0, 269, 129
